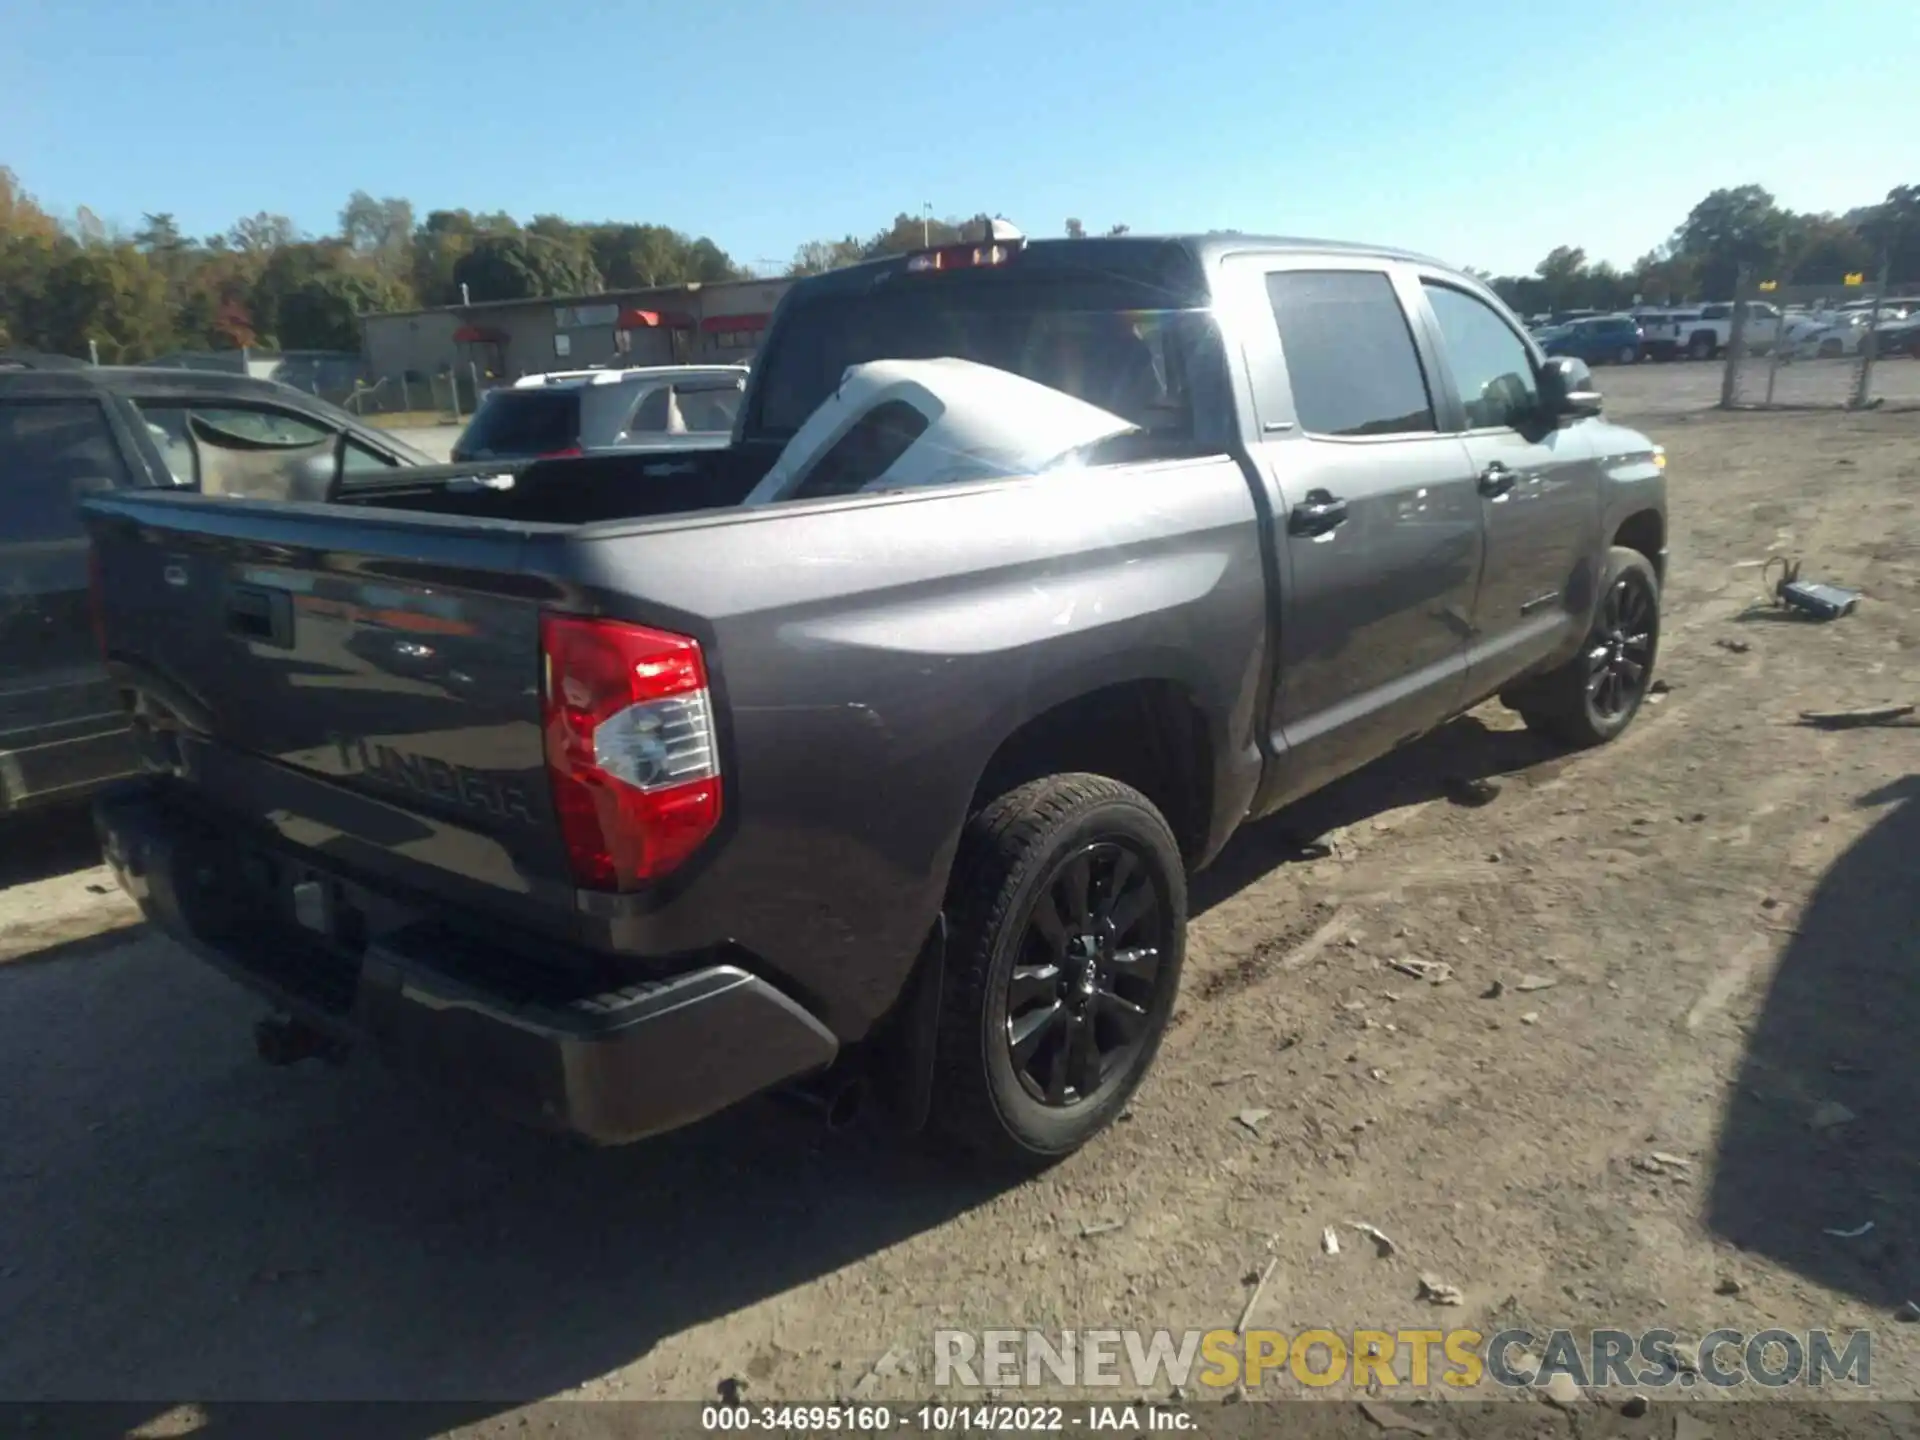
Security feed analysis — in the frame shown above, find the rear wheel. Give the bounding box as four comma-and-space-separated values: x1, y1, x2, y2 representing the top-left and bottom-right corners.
1510, 546, 1661, 749
1618, 344, 1639, 365
1688, 332, 1716, 361
931, 774, 1185, 1167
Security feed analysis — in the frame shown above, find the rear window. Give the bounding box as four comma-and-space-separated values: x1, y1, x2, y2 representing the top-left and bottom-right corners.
455, 389, 581, 456
0, 400, 129, 544
751, 272, 1209, 442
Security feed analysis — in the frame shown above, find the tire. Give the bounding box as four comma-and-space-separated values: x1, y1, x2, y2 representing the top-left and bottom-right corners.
1618, 344, 1638, 365
1512, 546, 1661, 749
1687, 333, 1716, 361
931, 774, 1186, 1167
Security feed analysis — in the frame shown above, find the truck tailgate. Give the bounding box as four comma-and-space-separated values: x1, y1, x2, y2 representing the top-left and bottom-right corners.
83, 490, 580, 913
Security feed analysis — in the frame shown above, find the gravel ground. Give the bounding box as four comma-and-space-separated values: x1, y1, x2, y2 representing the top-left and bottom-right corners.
2, 398, 1917, 1431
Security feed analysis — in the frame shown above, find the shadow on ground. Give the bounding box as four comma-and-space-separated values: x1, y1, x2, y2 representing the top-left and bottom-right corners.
0, 935, 1007, 1431
1707, 773, 1920, 1308
0, 801, 103, 887
1194, 713, 1562, 915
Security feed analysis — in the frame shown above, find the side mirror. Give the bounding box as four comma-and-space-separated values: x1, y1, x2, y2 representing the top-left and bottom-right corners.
1541, 356, 1603, 420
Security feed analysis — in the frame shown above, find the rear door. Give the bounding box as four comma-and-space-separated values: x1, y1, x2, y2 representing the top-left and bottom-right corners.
0, 396, 137, 807
1412, 276, 1600, 688
1229, 257, 1484, 809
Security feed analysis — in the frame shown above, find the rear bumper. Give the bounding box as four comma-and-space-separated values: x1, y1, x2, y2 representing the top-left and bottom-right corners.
94, 784, 839, 1144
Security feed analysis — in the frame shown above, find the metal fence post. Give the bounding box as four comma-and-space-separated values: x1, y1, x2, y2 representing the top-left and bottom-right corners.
399, 373, 411, 413
1849, 250, 1892, 410
1718, 265, 1752, 409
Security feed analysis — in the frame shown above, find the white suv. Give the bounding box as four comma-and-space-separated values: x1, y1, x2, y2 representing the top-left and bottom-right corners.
451, 365, 748, 462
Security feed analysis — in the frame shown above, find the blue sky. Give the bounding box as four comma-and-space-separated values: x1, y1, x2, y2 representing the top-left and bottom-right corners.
4, 0, 1914, 278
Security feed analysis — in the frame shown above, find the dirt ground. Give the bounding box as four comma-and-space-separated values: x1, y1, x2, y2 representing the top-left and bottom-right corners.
2, 399, 1916, 1433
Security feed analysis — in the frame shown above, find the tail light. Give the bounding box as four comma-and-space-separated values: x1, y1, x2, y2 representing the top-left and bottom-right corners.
87, 546, 107, 658
540, 446, 584, 459
539, 614, 722, 889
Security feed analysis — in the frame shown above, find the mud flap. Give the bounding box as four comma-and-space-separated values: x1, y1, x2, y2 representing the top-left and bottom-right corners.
869, 914, 945, 1135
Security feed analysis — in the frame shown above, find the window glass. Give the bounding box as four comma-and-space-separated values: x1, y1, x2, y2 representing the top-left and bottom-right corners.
1264, 270, 1436, 438
454, 390, 580, 457
671, 379, 743, 433
790, 401, 931, 500
132, 402, 338, 501
628, 387, 672, 433
341, 437, 399, 477
1423, 283, 1543, 432
0, 401, 128, 544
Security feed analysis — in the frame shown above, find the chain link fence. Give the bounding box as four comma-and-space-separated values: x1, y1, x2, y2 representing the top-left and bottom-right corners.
341, 367, 486, 424
1721, 276, 1920, 411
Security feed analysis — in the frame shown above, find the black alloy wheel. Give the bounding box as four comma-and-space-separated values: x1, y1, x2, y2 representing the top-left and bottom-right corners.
1587, 567, 1656, 723
1004, 840, 1170, 1108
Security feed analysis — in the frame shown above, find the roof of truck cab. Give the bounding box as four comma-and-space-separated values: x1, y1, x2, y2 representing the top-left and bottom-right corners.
784, 233, 1456, 304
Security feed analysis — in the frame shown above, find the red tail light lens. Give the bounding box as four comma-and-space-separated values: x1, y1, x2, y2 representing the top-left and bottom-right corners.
539, 614, 722, 889
540, 446, 584, 459
87, 546, 108, 658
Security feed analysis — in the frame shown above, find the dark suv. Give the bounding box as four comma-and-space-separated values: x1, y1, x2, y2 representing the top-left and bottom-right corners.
0, 362, 430, 815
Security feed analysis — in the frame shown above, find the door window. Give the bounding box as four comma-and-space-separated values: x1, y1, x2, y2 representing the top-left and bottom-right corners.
132, 402, 339, 500
1422, 283, 1543, 432
1263, 271, 1436, 438
341, 436, 401, 478
0, 401, 129, 543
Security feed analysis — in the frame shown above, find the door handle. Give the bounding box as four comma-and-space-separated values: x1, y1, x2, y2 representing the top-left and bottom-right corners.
1478, 461, 1519, 497
1287, 489, 1349, 537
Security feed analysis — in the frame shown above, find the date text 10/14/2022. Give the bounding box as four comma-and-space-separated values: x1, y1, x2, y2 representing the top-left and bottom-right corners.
701, 1405, 1194, 1432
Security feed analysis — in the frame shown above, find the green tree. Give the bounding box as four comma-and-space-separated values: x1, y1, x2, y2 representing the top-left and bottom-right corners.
452, 232, 602, 302
1065, 218, 1086, 239
226, 212, 301, 255
28, 243, 175, 361
787, 236, 866, 276
1857, 183, 1920, 284
276, 268, 410, 350
339, 191, 416, 284
863, 212, 965, 259
1673, 185, 1787, 298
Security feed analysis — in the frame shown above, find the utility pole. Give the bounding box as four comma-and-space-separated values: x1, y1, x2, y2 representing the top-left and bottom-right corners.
922, 202, 932, 248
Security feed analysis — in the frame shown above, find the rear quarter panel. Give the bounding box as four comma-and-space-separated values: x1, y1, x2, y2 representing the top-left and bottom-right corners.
571, 457, 1269, 1035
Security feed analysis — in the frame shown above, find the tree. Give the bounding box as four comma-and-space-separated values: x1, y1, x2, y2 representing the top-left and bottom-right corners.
1065, 218, 1086, 240
864, 211, 965, 258
26, 244, 174, 361
1673, 185, 1787, 298
1779, 212, 1874, 286
452, 232, 602, 302
788, 236, 865, 276
1857, 184, 1920, 284
339, 191, 416, 281
226, 212, 301, 255
276, 268, 410, 350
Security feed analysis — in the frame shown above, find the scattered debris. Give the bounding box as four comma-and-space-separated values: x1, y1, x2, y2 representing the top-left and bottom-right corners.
1276, 1033, 1301, 1053
1634, 1152, 1693, 1178
1667, 1342, 1702, 1377
1388, 958, 1453, 984
1480, 979, 1506, 1000
1542, 1371, 1583, 1410
1322, 1227, 1341, 1256
717, 1377, 747, 1405
1235, 1108, 1272, 1134
1618, 1393, 1649, 1418
1209, 1070, 1259, 1088
1809, 1101, 1857, 1131
1416, 1274, 1463, 1306
1520, 1012, 1540, 1026
1823, 1221, 1875, 1239
1715, 1277, 1743, 1297
1674, 1414, 1715, 1440
85, 882, 111, 894
1369, 1068, 1390, 1084
1513, 974, 1559, 993
1442, 776, 1502, 808
1797, 703, 1915, 730
1080, 1219, 1125, 1239
1713, 637, 1752, 654
1651, 1151, 1692, 1169
1339, 999, 1370, 1013
1507, 1349, 1542, 1383
1649, 678, 1674, 695
1767, 557, 1860, 620
1357, 1401, 1437, 1436
1348, 1222, 1398, 1258
1898, 1301, 1920, 1324
1237, 1258, 1278, 1333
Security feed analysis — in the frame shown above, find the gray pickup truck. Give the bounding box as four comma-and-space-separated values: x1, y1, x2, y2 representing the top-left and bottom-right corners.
84, 234, 1667, 1165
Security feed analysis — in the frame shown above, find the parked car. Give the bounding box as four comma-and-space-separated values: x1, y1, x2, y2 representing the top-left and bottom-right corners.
0, 362, 432, 817
85, 233, 1666, 1164
449, 365, 749, 463
1538, 314, 1646, 365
